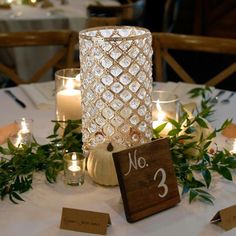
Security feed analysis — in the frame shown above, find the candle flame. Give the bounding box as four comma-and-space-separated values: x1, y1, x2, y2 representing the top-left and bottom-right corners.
20, 118, 30, 134
152, 100, 172, 136
65, 79, 75, 90
156, 100, 166, 122
72, 152, 77, 161
68, 152, 80, 172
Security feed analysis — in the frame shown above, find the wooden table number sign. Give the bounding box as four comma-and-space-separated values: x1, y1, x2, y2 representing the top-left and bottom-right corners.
112, 138, 180, 222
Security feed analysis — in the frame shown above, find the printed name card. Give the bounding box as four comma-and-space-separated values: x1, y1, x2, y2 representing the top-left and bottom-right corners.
112, 138, 180, 222
211, 205, 236, 231
60, 208, 111, 235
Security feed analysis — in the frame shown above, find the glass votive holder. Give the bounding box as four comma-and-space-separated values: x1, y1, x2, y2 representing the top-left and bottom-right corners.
63, 152, 86, 186
55, 68, 81, 125
12, 117, 33, 147
152, 90, 179, 137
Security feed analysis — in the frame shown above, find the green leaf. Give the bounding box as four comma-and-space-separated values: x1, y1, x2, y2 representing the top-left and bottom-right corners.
0, 146, 11, 155
168, 129, 180, 136
203, 141, 212, 150
11, 191, 24, 202
226, 157, 236, 168
7, 139, 16, 152
53, 121, 60, 134
202, 169, 211, 188
153, 123, 167, 133
9, 193, 18, 204
198, 193, 214, 204
219, 119, 232, 131
185, 126, 196, 134
195, 117, 208, 128
167, 118, 180, 129
189, 189, 198, 203
219, 166, 232, 181
206, 130, 216, 140
212, 152, 224, 164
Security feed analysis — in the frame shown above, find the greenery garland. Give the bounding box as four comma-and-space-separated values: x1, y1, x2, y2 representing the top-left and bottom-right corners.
0, 87, 235, 204
0, 120, 82, 204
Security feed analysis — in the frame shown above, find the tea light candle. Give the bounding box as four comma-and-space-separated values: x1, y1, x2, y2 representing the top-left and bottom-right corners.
64, 152, 85, 186
56, 70, 82, 122
68, 152, 80, 172
152, 100, 172, 137
152, 90, 179, 137
13, 118, 33, 147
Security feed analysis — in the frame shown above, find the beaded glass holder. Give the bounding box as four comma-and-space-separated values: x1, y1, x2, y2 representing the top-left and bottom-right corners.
79, 26, 153, 149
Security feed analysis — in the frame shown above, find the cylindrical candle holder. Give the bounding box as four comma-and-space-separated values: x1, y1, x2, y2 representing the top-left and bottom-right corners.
55, 68, 81, 130
63, 152, 86, 186
152, 90, 179, 137
79, 26, 153, 149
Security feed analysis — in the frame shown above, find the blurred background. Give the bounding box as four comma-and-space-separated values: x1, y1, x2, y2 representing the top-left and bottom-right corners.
0, 0, 235, 90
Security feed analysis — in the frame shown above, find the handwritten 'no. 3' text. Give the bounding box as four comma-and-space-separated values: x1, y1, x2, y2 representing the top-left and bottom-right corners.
124, 149, 168, 198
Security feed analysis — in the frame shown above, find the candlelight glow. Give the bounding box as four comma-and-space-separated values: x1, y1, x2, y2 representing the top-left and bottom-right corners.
65, 79, 75, 90
231, 139, 236, 154
20, 118, 30, 134
14, 133, 23, 147
152, 100, 172, 136
68, 152, 80, 172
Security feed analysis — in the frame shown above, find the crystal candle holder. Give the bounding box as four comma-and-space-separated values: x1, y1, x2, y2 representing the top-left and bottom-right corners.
152, 90, 179, 137
63, 152, 86, 186
79, 26, 153, 149
55, 68, 81, 129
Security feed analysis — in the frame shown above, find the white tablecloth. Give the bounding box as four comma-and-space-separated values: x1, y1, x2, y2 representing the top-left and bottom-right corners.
0, 0, 119, 82
0, 81, 236, 236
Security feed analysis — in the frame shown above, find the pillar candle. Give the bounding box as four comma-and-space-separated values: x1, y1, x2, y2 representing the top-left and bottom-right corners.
56, 88, 82, 122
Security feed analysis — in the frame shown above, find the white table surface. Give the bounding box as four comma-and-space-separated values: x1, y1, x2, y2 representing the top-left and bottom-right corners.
0, 81, 236, 236
0, 0, 119, 82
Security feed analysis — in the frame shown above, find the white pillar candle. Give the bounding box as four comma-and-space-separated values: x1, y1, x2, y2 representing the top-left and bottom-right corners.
56, 77, 82, 122
56, 89, 82, 121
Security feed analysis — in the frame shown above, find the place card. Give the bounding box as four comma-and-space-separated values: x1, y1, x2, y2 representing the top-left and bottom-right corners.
112, 138, 180, 222
211, 205, 236, 231
60, 208, 111, 235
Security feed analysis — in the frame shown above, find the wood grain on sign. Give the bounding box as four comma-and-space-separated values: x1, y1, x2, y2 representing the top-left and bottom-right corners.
112, 138, 180, 222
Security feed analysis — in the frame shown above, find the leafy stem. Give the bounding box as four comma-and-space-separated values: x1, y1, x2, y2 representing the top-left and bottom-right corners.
0, 120, 82, 203
154, 87, 235, 203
